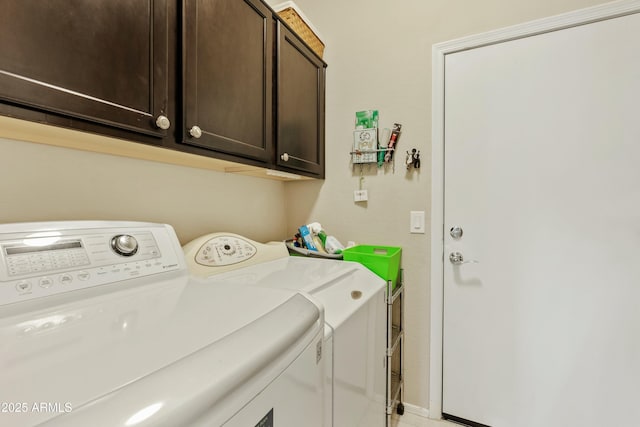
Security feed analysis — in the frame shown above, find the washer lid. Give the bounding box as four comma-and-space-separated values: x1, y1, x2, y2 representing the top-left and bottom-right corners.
0, 276, 321, 427
206, 256, 387, 329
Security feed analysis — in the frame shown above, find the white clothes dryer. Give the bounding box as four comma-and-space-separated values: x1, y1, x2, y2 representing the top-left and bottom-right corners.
183, 233, 387, 427
0, 221, 323, 427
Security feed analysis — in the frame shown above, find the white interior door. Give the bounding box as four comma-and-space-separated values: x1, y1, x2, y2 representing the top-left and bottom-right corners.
442, 11, 640, 427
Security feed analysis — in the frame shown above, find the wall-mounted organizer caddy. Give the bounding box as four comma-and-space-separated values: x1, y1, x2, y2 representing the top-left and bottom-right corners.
342, 245, 405, 423
350, 124, 402, 165
349, 119, 403, 180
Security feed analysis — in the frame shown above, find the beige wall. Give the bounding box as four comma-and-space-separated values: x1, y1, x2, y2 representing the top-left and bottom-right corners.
0, 136, 288, 245
280, 0, 607, 411
0, 0, 610, 414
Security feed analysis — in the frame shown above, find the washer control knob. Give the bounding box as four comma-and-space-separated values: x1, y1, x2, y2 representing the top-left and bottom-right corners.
155, 115, 171, 130
111, 235, 139, 257
189, 125, 203, 139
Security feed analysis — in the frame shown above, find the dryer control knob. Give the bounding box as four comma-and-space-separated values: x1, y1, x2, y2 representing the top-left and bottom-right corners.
111, 235, 139, 257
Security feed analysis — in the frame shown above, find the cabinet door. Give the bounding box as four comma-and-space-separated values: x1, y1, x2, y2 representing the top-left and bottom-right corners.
0, 0, 169, 137
276, 23, 326, 177
183, 0, 273, 163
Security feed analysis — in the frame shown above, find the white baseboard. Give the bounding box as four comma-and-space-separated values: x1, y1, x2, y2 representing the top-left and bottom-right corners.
404, 403, 430, 418
391, 402, 431, 425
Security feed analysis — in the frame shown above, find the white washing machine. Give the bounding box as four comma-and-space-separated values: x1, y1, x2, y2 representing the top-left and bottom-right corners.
0, 221, 324, 427
183, 233, 387, 427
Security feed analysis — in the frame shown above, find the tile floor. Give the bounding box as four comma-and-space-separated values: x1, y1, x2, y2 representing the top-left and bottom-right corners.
390, 413, 459, 427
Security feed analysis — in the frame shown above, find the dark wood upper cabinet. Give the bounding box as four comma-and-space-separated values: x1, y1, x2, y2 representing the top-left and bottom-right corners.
276, 22, 326, 178
0, 0, 326, 178
182, 0, 273, 162
0, 0, 170, 137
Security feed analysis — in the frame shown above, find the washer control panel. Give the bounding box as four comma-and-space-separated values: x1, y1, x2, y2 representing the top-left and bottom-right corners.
5, 239, 90, 277
183, 232, 289, 278
0, 221, 185, 306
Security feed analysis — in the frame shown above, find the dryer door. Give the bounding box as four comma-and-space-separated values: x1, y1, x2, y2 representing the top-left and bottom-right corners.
222, 327, 325, 427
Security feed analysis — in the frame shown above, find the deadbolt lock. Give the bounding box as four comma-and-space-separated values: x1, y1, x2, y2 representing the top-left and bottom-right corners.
450, 226, 464, 239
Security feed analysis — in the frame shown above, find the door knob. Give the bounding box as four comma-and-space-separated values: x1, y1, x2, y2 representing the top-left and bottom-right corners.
280, 153, 289, 162
449, 252, 479, 265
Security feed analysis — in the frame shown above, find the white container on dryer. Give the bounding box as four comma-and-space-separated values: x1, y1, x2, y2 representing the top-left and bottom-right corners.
183, 233, 387, 427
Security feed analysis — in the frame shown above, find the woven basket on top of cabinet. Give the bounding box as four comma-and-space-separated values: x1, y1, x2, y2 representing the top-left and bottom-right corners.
277, 7, 325, 58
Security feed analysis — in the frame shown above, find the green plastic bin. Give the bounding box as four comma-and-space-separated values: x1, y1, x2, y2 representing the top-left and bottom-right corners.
343, 245, 402, 288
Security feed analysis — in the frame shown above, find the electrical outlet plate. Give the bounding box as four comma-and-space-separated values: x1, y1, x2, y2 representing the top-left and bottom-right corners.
354, 189, 368, 202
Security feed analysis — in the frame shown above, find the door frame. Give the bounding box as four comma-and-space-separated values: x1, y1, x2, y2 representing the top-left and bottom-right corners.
428, 0, 640, 419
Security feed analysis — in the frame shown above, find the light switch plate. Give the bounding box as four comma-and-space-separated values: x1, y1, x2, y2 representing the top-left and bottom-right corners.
410, 211, 425, 233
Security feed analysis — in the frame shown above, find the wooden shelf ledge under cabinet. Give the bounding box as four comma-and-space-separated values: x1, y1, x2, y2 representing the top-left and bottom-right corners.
0, 116, 310, 182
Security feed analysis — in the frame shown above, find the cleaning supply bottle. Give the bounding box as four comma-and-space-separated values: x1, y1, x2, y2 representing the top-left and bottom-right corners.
318, 230, 327, 247
307, 222, 327, 253
312, 234, 327, 253
324, 236, 345, 254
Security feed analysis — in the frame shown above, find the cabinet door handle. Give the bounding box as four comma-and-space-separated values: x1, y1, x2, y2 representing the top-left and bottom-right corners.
189, 126, 202, 139
155, 115, 171, 130
280, 153, 305, 163
449, 252, 479, 265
